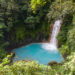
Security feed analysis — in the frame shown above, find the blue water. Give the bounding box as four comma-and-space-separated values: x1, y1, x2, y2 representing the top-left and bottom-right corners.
13, 43, 63, 65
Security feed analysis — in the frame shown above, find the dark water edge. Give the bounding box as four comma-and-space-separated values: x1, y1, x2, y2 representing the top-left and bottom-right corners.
6, 38, 49, 52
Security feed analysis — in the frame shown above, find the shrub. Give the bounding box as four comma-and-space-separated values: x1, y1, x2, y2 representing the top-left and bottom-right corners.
0, 49, 7, 61
61, 52, 75, 75
68, 26, 75, 52
0, 61, 56, 75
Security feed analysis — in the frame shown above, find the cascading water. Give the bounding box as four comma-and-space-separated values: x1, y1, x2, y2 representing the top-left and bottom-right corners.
42, 20, 62, 52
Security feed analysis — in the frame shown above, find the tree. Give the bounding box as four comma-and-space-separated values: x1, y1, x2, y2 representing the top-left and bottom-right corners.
30, 0, 50, 13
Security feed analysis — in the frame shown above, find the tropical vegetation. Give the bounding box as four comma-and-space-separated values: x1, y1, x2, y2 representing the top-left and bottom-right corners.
0, 0, 75, 75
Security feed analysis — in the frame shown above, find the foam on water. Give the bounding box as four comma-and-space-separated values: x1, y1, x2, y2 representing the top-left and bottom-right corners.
42, 43, 58, 51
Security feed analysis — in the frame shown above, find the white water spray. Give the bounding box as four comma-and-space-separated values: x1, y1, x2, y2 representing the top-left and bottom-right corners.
42, 20, 62, 52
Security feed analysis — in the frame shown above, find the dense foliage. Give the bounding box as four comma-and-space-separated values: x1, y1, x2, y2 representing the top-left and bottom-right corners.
0, 0, 51, 58
47, 0, 75, 21
68, 26, 75, 52
0, 61, 53, 75
62, 52, 75, 75
0, 52, 75, 75
30, 0, 50, 13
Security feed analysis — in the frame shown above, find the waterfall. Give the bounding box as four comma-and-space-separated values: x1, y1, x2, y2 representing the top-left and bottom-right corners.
42, 20, 62, 52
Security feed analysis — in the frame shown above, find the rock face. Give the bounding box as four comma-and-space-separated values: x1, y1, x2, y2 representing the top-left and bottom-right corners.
48, 23, 54, 43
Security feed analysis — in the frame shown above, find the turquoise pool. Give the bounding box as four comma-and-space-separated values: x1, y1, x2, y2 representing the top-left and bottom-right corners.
13, 43, 63, 65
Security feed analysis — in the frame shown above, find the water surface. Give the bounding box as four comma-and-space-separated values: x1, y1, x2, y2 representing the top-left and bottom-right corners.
13, 43, 63, 65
